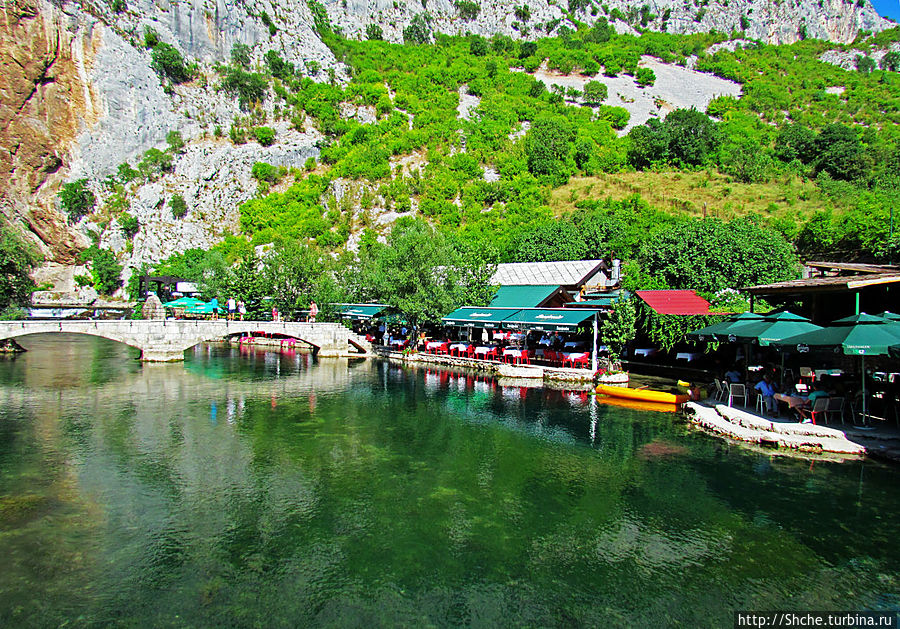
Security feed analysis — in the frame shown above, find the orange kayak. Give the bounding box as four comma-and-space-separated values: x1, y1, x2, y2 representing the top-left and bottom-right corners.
596, 383, 689, 405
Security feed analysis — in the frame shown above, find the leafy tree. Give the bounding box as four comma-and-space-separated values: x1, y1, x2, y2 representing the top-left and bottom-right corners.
356, 218, 495, 331
151, 43, 192, 84
524, 116, 575, 184
626, 118, 669, 168
774, 123, 817, 164
251, 162, 282, 184
814, 123, 864, 181
231, 43, 252, 68
519, 40, 537, 58
582, 80, 607, 105
403, 13, 432, 45
219, 67, 268, 109
80, 246, 122, 295
881, 51, 900, 72
0, 222, 38, 311
263, 242, 329, 318
719, 136, 771, 183
664, 108, 720, 166
855, 54, 876, 74
636, 218, 798, 294
265, 50, 294, 81
138, 148, 173, 179
58, 179, 96, 222
601, 297, 637, 360
469, 35, 488, 56
513, 4, 530, 21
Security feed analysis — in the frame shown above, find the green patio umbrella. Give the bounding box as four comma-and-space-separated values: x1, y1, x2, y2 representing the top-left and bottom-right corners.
718, 311, 823, 346
684, 312, 765, 341
163, 297, 204, 308
185, 299, 220, 315
773, 313, 900, 425
876, 311, 900, 321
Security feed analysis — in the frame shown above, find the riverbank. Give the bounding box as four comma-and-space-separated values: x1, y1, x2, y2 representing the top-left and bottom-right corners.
372, 346, 610, 384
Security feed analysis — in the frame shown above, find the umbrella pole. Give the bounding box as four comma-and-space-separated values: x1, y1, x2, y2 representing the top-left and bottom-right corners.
862, 355, 867, 426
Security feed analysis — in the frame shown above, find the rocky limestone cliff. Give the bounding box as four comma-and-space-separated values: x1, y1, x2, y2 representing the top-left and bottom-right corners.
0, 0, 892, 291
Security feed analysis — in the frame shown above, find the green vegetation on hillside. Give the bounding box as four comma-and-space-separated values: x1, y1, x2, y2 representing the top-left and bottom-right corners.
110, 23, 900, 335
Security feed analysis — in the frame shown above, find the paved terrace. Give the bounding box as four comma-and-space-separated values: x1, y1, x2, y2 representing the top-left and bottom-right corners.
0, 320, 371, 361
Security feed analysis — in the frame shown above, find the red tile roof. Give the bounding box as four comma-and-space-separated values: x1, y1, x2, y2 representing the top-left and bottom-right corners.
636, 290, 713, 315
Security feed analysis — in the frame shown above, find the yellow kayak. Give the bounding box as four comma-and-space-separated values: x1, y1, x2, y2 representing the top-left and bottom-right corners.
596, 383, 689, 405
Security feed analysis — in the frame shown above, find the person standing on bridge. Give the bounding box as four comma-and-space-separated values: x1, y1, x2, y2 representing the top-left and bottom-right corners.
238, 300, 246, 321
226, 296, 237, 321
309, 301, 318, 323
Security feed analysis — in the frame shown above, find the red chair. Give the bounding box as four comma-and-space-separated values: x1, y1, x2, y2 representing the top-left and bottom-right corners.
484, 347, 499, 361
544, 350, 557, 366
517, 351, 532, 366
465, 345, 476, 358
569, 353, 589, 369
435, 342, 450, 355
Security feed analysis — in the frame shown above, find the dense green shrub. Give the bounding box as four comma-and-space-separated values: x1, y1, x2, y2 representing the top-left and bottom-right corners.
58, 179, 96, 222
635, 67, 656, 87
119, 214, 139, 238
170, 194, 188, 219
454, 0, 480, 20
403, 13, 432, 44
366, 24, 384, 40
253, 126, 276, 146
151, 43, 192, 84
0, 221, 38, 311
251, 162, 282, 184
219, 67, 268, 109
582, 80, 607, 104
231, 43, 252, 68
80, 246, 122, 295
166, 130, 185, 153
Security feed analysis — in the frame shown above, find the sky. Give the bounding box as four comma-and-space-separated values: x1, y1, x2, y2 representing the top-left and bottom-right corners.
870, 0, 900, 22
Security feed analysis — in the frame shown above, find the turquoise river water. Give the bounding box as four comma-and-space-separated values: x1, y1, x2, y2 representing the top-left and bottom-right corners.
0, 334, 899, 628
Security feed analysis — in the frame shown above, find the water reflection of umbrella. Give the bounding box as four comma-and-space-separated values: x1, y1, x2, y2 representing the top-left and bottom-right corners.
774, 313, 900, 425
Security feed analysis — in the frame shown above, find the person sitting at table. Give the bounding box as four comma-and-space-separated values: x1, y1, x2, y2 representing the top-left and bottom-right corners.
724, 365, 742, 384
807, 382, 829, 404
754, 374, 778, 416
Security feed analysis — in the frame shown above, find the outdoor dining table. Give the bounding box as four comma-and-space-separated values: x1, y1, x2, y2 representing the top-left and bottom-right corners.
474, 346, 496, 358
449, 343, 469, 355
815, 369, 844, 380
634, 348, 657, 357
774, 393, 809, 409
676, 352, 702, 361
425, 341, 446, 350
502, 348, 526, 362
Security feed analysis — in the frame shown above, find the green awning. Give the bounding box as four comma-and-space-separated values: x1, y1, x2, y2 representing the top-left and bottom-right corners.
442, 307, 522, 329
501, 308, 599, 332
337, 304, 389, 320
490, 285, 560, 308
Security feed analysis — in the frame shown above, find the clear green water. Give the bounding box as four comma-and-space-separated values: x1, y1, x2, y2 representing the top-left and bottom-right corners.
1, 334, 899, 628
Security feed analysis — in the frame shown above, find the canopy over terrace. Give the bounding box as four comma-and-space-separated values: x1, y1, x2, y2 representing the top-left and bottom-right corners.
489, 285, 570, 308
442, 307, 603, 370
334, 303, 391, 321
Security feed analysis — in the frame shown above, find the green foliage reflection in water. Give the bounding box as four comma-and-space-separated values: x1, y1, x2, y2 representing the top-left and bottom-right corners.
1, 341, 898, 627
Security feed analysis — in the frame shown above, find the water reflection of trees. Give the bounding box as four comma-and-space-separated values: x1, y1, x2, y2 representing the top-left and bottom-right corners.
0, 340, 897, 625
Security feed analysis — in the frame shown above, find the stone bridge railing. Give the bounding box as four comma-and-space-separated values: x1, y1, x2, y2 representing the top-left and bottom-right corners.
0, 320, 371, 361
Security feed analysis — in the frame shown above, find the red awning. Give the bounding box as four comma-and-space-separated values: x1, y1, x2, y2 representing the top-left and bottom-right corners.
636, 290, 713, 315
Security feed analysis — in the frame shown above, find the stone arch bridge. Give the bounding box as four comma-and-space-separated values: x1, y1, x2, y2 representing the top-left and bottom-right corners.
0, 320, 371, 361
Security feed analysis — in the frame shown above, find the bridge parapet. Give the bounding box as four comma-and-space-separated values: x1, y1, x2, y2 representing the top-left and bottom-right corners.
0, 320, 368, 361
